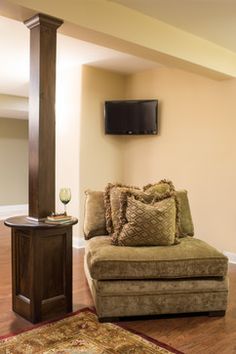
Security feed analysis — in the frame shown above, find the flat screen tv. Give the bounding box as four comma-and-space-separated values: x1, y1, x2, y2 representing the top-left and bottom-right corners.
104, 99, 158, 135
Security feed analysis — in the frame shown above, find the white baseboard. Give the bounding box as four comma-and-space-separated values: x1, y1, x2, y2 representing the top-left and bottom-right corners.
73, 237, 85, 249
0, 204, 28, 220
223, 251, 236, 264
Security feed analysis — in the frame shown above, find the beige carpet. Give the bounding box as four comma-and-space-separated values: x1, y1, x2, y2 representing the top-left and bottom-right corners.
0, 308, 183, 353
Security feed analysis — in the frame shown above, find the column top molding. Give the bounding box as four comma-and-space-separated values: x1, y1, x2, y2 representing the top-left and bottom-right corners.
24, 13, 63, 30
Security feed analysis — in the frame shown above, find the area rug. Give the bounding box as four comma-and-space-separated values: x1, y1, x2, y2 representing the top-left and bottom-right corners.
0, 308, 183, 354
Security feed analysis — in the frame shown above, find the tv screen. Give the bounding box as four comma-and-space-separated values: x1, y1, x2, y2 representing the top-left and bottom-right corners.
104, 99, 158, 135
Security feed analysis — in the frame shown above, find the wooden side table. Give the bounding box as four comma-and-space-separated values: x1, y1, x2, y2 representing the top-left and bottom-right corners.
4, 216, 78, 323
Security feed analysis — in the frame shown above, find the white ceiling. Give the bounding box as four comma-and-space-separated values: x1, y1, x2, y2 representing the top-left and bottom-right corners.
111, 0, 236, 53
1, 1, 236, 103
0, 15, 160, 98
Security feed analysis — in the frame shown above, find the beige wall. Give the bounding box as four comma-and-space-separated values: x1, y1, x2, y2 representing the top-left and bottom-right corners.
123, 68, 236, 253
79, 66, 125, 234
0, 118, 28, 205
56, 66, 82, 238
56, 63, 236, 253
0, 94, 28, 119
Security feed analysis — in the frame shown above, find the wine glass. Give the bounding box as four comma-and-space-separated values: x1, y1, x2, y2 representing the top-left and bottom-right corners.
59, 188, 71, 215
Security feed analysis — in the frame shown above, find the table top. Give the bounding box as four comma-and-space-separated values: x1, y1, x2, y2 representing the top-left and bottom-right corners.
4, 215, 78, 229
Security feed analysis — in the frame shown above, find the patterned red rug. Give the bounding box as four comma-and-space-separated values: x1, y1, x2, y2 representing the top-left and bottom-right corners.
0, 308, 184, 353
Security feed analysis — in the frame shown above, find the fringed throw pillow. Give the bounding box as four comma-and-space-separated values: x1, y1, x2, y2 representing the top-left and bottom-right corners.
104, 179, 175, 235
104, 183, 141, 234
111, 192, 177, 246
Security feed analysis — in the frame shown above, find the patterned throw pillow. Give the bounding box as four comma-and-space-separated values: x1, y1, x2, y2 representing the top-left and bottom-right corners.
144, 180, 181, 237
111, 194, 176, 246
104, 180, 175, 235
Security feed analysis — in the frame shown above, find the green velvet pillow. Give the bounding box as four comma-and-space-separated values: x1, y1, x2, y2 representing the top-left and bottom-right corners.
176, 190, 194, 237
143, 179, 175, 195
83, 190, 108, 240
111, 192, 177, 247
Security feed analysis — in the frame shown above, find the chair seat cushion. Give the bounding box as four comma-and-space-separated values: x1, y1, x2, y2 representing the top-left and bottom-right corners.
85, 236, 228, 280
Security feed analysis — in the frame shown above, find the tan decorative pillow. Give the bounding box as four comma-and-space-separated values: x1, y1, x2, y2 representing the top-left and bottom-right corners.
147, 180, 180, 238
112, 194, 176, 246
104, 183, 141, 234
144, 179, 175, 195
104, 180, 176, 235
83, 190, 108, 240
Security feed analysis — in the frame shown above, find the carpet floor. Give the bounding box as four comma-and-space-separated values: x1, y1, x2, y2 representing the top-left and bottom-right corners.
0, 308, 184, 354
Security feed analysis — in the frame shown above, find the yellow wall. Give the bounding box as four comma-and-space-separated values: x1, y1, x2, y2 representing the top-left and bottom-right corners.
79, 66, 125, 234
123, 68, 236, 252
77, 65, 236, 253
0, 118, 28, 205
0, 94, 28, 117
56, 66, 81, 237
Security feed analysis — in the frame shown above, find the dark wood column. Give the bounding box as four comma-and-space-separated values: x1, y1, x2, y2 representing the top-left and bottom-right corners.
4, 13, 79, 324
25, 14, 63, 220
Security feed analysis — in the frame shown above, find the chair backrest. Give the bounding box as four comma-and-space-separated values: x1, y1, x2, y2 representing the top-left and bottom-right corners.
83, 189, 194, 240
